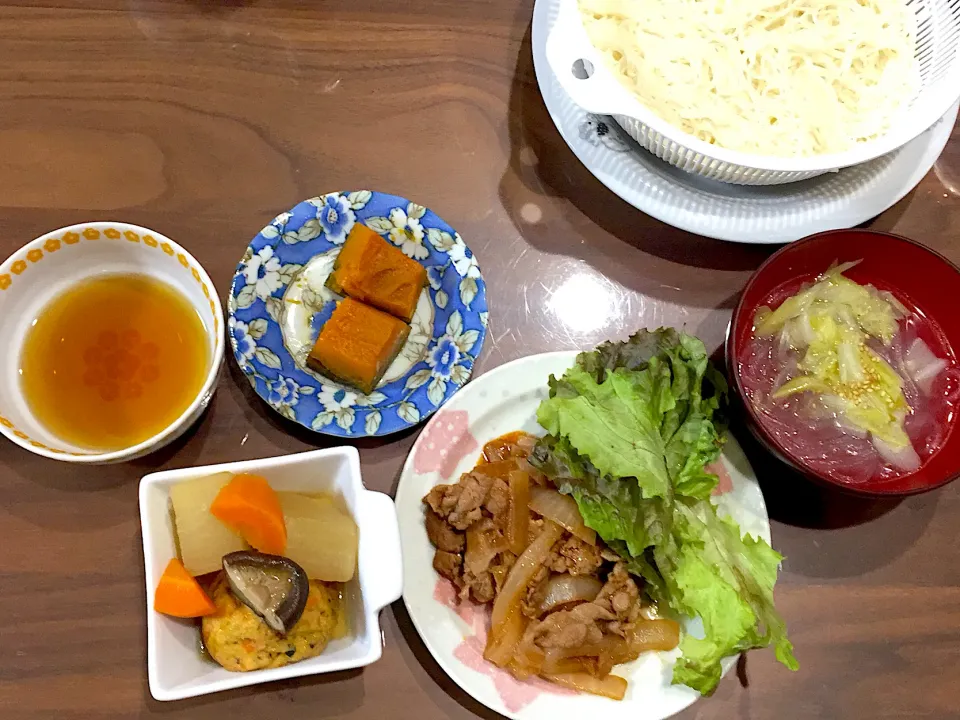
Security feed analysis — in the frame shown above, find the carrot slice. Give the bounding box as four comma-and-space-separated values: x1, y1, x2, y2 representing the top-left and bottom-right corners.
154, 558, 217, 618
209, 473, 287, 554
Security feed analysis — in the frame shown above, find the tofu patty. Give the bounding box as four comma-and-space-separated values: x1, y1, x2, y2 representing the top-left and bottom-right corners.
202, 572, 340, 672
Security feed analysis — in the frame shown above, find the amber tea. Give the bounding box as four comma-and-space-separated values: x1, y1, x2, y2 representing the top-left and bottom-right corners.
19, 274, 209, 451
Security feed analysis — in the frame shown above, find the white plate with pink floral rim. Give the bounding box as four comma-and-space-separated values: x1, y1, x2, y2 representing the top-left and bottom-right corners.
396, 351, 772, 720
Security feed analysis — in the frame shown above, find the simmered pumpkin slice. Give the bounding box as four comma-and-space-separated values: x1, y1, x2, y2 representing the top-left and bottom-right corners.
307, 298, 410, 394
327, 224, 426, 322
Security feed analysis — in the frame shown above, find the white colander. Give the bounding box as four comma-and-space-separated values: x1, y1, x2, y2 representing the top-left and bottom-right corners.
546, 0, 960, 185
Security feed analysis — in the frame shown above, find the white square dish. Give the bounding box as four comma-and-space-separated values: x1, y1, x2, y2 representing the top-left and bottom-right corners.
139, 446, 402, 701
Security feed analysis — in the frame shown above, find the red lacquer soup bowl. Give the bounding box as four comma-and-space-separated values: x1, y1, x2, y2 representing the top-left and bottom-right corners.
727, 229, 960, 496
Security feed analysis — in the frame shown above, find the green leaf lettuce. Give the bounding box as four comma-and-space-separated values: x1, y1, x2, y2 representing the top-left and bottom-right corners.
530, 328, 797, 695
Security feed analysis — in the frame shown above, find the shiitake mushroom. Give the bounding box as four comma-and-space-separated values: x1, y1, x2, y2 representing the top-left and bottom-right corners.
221, 551, 309, 635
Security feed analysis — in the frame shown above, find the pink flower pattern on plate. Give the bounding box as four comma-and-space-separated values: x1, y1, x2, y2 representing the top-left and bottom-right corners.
707, 458, 734, 496
421, 407, 733, 711
414, 409, 478, 480
433, 579, 574, 712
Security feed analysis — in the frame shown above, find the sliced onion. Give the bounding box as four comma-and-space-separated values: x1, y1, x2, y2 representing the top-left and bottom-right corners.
794, 312, 815, 347
877, 289, 910, 317
753, 306, 772, 332
904, 338, 948, 395
506, 638, 545, 679
819, 395, 870, 439
562, 619, 680, 663
830, 259, 863, 276
529, 487, 596, 545
542, 652, 591, 675
624, 619, 681, 655
777, 325, 793, 356
507, 470, 531, 555
541, 672, 627, 701
490, 520, 564, 634
538, 575, 603, 615
780, 313, 816, 352
543, 634, 623, 663
834, 415, 868, 440
838, 340, 865, 384
836, 305, 859, 334
539, 618, 680, 676
872, 436, 921, 473
490, 561, 510, 591
484, 604, 527, 667
475, 458, 520, 481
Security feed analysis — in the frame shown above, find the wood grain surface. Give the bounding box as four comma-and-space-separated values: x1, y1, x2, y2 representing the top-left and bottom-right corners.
0, 2, 959, 719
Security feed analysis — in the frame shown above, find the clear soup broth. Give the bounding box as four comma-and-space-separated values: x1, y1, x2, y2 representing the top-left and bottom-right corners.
740, 275, 960, 485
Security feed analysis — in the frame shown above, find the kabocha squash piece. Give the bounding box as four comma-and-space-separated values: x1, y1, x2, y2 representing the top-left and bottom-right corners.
325, 224, 372, 296
326, 224, 427, 322
154, 558, 217, 618
307, 298, 410, 394
170, 472, 246, 576
210, 474, 287, 555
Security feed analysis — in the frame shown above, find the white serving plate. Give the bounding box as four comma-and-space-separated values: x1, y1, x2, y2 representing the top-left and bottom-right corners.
532, 0, 960, 243
140, 447, 402, 701
396, 352, 771, 720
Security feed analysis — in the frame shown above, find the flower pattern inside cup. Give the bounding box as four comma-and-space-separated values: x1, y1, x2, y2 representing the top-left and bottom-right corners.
82, 329, 161, 402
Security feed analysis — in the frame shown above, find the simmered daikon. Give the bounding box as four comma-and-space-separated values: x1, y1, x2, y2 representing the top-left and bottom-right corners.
279, 493, 358, 582
170, 473, 246, 576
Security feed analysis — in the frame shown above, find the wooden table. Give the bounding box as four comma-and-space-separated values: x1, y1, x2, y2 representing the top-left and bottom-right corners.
1, 2, 958, 719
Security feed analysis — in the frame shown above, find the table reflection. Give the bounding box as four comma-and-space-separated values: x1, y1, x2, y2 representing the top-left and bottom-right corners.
545, 268, 621, 334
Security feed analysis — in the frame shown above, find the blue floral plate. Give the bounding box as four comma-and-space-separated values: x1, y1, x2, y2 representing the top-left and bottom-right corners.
228, 191, 488, 437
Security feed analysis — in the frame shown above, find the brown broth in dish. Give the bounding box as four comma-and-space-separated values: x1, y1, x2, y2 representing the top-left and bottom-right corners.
19, 274, 209, 451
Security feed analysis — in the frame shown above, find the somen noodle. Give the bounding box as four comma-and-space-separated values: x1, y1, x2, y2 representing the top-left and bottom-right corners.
579, 0, 920, 156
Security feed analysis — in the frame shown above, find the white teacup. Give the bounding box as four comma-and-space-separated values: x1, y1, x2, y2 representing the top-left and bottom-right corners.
0, 222, 224, 463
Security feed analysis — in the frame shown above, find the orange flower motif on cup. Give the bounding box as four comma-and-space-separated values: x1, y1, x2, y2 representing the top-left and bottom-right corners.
104, 228, 121, 240
177, 253, 189, 268
144, 235, 158, 248
27, 249, 43, 263
82, 329, 162, 402
44, 238, 61, 253
124, 230, 140, 242
29, 440, 47, 449
209, 299, 217, 315
0, 415, 12, 428
13, 430, 28, 440
80, 229, 98, 241
191, 267, 201, 283
0, 275, 10, 291
11, 260, 27, 275
161, 243, 174, 256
